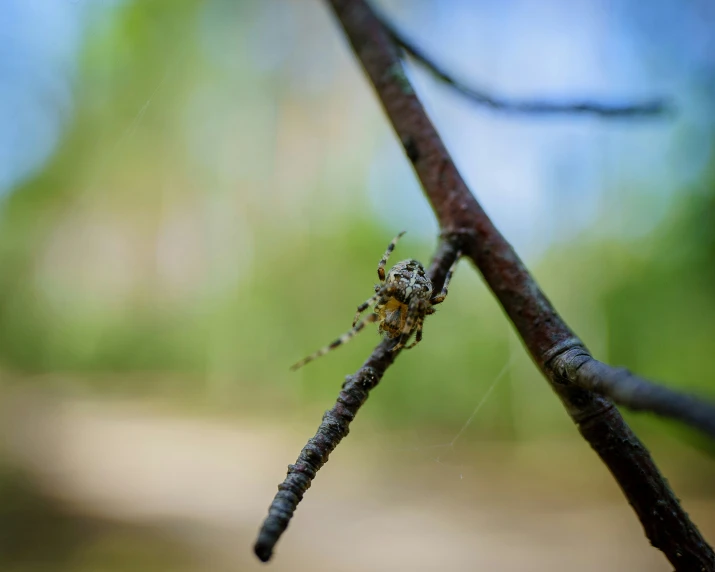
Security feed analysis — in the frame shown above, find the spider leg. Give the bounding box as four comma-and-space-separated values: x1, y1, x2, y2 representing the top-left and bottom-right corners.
377, 230, 406, 282
353, 283, 397, 327
353, 293, 382, 327
291, 313, 380, 371
404, 318, 424, 350
429, 251, 461, 305
390, 299, 423, 352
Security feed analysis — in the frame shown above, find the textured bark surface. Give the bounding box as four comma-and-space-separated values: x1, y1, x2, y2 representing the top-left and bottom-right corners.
326, 0, 715, 569
254, 241, 460, 562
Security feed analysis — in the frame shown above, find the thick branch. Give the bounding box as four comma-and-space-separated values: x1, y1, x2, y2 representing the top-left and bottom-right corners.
377, 10, 671, 118
254, 241, 460, 562
328, 0, 715, 569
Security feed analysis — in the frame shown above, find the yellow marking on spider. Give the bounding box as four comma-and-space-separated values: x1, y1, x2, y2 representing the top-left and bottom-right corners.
290, 232, 461, 371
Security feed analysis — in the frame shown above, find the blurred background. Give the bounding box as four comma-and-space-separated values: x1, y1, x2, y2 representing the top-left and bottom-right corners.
1, 0, 714, 570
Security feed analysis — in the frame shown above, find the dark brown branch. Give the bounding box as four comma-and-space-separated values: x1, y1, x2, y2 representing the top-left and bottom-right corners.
254, 353, 390, 563
327, 0, 715, 569
377, 11, 671, 118
555, 346, 715, 438
254, 241, 460, 563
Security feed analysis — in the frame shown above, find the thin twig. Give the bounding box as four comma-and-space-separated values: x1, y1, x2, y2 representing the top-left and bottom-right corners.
254, 355, 390, 562
377, 10, 671, 118
326, 0, 714, 569
254, 240, 460, 562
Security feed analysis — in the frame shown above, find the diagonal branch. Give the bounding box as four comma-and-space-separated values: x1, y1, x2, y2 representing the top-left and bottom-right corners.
254, 347, 393, 563
254, 240, 459, 563
377, 10, 671, 118
326, 0, 715, 569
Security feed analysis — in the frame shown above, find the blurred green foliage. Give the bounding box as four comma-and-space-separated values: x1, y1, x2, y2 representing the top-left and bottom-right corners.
0, 0, 712, 449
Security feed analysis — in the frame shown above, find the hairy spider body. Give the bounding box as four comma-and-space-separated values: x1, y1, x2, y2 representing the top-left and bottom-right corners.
374, 259, 433, 338
290, 232, 459, 371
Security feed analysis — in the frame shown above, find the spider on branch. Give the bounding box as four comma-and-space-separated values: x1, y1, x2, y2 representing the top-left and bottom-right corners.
290, 231, 460, 371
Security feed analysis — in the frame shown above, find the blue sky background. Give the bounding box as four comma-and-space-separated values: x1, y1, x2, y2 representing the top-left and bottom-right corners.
2, 0, 714, 258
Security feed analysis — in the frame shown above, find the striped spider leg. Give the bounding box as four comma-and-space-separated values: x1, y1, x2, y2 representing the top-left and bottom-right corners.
289, 312, 381, 371
389, 251, 460, 352
353, 230, 406, 327
377, 230, 406, 282
290, 281, 400, 372
428, 250, 458, 306
390, 298, 429, 353
290, 231, 461, 371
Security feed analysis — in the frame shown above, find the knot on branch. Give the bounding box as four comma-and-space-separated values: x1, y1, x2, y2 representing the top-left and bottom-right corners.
543, 339, 591, 384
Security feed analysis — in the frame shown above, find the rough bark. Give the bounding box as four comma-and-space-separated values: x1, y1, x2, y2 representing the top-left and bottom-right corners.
324, 1, 715, 569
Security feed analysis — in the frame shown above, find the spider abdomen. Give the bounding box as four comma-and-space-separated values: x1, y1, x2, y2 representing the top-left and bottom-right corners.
385, 259, 433, 304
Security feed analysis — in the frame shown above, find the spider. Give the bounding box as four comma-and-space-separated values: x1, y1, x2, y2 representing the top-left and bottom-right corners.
290, 231, 460, 371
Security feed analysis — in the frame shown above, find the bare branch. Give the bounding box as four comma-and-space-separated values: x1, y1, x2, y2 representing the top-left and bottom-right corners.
326, 0, 715, 568
377, 10, 671, 118
554, 345, 715, 438
254, 240, 460, 563
254, 354, 389, 563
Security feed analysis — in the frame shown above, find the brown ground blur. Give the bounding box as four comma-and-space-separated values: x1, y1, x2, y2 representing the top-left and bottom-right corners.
2, 383, 713, 572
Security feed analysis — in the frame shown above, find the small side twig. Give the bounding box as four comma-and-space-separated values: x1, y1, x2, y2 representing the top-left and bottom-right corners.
253, 0, 710, 567
326, 0, 714, 569
377, 11, 671, 118
254, 241, 460, 562
554, 345, 715, 438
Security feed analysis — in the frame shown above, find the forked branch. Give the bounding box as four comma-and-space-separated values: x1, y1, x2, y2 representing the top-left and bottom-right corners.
254, 0, 714, 567
554, 346, 715, 437
254, 240, 459, 562
377, 9, 671, 117
324, 0, 715, 569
